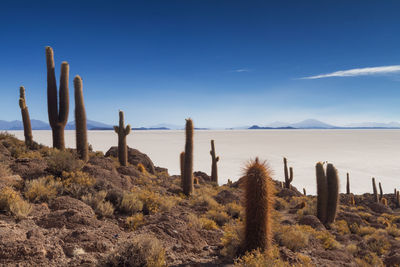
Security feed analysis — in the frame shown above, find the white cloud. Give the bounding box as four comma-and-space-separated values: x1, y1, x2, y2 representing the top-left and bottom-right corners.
231, 68, 251, 73
302, 65, 400, 79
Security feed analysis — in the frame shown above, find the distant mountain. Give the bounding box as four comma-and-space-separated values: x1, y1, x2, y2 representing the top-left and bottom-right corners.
149, 123, 182, 130
345, 122, 400, 128
0, 119, 50, 130
249, 125, 295, 130
66, 120, 113, 130
289, 119, 336, 129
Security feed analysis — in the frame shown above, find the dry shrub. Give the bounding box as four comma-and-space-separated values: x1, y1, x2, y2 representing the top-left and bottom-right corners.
387, 225, 400, 237
106, 234, 166, 267
137, 163, 147, 174
120, 192, 143, 215
275, 225, 310, 251
133, 189, 176, 214
0, 186, 31, 219
126, 213, 145, 231
62, 171, 95, 198
206, 209, 230, 226
24, 176, 62, 203
0, 163, 11, 177
365, 232, 391, 255
359, 226, 376, 236
234, 247, 287, 267
332, 220, 350, 235
221, 220, 243, 258
346, 243, 358, 255
226, 202, 242, 218
17, 150, 42, 159
82, 190, 114, 218
199, 217, 218, 230
46, 150, 83, 175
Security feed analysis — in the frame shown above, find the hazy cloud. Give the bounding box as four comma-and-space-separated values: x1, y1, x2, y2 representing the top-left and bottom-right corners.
230, 68, 251, 73
302, 65, 400, 79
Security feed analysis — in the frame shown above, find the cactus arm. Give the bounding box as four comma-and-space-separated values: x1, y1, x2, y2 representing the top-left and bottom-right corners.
114, 126, 119, 133
216, 156, 219, 162
289, 167, 293, 183
125, 125, 131, 135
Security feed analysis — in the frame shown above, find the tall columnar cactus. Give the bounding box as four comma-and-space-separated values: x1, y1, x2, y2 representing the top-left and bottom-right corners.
113, 111, 131, 166
243, 158, 273, 253
283, 157, 293, 189
379, 182, 383, 199
210, 140, 219, 183
372, 177, 379, 203
19, 86, 33, 148
182, 119, 194, 196
180, 151, 185, 187
74, 76, 88, 161
325, 164, 339, 225
346, 173, 350, 194
316, 162, 328, 224
396, 191, 400, 208
46, 46, 69, 150
316, 162, 339, 225
303, 188, 307, 196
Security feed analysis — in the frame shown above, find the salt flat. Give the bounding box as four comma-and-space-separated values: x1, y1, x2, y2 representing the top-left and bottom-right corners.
7, 129, 400, 195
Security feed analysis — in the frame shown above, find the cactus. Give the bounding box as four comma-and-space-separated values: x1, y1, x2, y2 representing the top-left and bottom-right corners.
303, 188, 306, 196
74, 76, 88, 161
180, 151, 185, 187
19, 86, 33, 148
396, 191, 400, 208
316, 162, 339, 225
325, 164, 339, 225
372, 177, 379, 203
350, 195, 355, 206
113, 111, 131, 166
210, 140, 219, 183
46, 46, 69, 150
283, 157, 293, 189
381, 197, 388, 207
316, 162, 328, 224
182, 119, 194, 196
379, 182, 383, 199
243, 158, 273, 253
346, 173, 350, 194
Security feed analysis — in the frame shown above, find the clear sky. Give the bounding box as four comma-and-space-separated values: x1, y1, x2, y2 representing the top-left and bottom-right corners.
1, 0, 400, 128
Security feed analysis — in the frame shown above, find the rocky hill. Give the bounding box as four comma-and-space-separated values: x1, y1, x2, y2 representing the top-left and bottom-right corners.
0, 133, 399, 266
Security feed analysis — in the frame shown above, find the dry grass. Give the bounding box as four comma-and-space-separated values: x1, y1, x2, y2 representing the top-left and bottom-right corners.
0, 186, 31, 219
46, 150, 83, 175
61, 171, 95, 198
221, 220, 243, 258
82, 190, 114, 218
125, 213, 145, 230
24, 176, 62, 203
120, 192, 143, 215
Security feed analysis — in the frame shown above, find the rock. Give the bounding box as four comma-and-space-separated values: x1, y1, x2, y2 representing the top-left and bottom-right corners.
10, 158, 48, 180
368, 202, 392, 214
385, 254, 400, 266
277, 188, 303, 198
299, 215, 325, 230
193, 171, 211, 184
50, 196, 95, 216
214, 190, 239, 205
337, 211, 363, 226
105, 146, 155, 174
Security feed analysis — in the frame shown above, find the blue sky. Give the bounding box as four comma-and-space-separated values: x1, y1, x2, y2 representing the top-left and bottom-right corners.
1, 0, 400, 128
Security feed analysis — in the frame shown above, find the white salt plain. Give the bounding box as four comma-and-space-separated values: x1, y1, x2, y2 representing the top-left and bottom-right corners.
7, 129, 400, 195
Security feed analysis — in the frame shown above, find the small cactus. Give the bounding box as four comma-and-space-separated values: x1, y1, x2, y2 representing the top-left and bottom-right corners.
381, 197, 388, 207
396, 191, 400, 208
372, 178, 379, 203
346, 173, 350, 194
74, 76, 88, 161
243, 158, 273, 253
182, 119, 194, 196
350, 195, 355, 206
316, 162, 339, 225
46, 46, 69, 150
210, 140, 219, 184
303, 188, 306, 196
113, 111, 131, 166
283, 157, 293, 189
19, 86, 33, 148
379, 182, 383, 199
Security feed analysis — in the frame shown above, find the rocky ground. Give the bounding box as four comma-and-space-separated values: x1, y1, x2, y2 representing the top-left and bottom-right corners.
0, 132, 400, 266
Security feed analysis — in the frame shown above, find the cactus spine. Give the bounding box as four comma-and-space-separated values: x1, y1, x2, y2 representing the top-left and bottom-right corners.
46, 46, 69, 150
74, 76, 88, 161
316, 162, 339, 225
19, 86, 33, 148
243, 158, 273, 253
346, 173, 350, 194
283, 157, 293, 189
379, 182, 383, 199
182, 119, 194, 196
210, 139, 219, 183
372, 177, 379, 203
113, 111, 131, 166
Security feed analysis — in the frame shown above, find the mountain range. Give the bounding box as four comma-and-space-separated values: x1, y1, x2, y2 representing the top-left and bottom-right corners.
0, 119, 400, 130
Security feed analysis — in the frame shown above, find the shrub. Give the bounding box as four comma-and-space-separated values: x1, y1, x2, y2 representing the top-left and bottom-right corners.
315, 231, 341, 250
0, 163, 11, 177
120, 192, 143, 215
221, 220, 243, 258
106, 234, 166, 267
332, 220, 350, 235
17, 150, 42, 160
46, 150, 83, 175
0, 186, 31, 219
346, 244, 358, 255
234, 247, 287, 267
199, 217, 218, 230
226, 202, 242, 218
387, 225, 400, 237
359, 226, 376, 236
62, 171, 95, 198
366, 232, 391, 255
133, 189, 176, 214
275, 225, 309, 251
137, 163, 147, 174
82, 191, 114, 218
24, 176, 62, 203
206, 209, 230, 226
126, 213, 145, 230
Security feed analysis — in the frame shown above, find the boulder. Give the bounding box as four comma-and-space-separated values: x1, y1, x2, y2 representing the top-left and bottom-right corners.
105, 147, 155, 174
